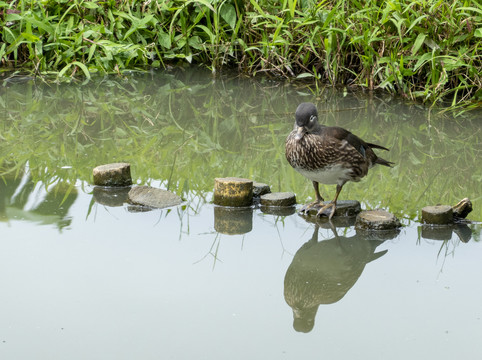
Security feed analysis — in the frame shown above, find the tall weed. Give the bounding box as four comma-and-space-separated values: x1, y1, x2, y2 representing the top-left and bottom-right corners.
0, 0, 480, 107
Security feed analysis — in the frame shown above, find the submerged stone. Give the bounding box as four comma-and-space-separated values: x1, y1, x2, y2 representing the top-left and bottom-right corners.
420, 222, 473, 243
355, 228, 401, 241
261, 205, 297, 216
93, 162, 132, 186
421, 205, 453, 225
260, 192, 296, 207
253, 182, 271, 197
355, 209, 401, 230
453, 223, 473, 243
127, 205, 154, 213
93, 186, 130, 207
127, 185, 182, 209
213, 177, 253, 207
214, 206, 253, 235
420, 224, 453, 241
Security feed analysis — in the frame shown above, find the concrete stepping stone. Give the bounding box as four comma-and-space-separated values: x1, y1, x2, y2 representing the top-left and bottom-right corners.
304, 200, 361, 217
253, 182, 271, 197
128, 185, 182, 209
213, 177, 253, 207
93, 162, 132, 186
355, 209, 401, 230
260, 192, 296, 207
421, 205, 453, 225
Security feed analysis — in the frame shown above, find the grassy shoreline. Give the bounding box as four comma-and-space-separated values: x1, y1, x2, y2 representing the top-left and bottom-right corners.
1, 0, 481, 108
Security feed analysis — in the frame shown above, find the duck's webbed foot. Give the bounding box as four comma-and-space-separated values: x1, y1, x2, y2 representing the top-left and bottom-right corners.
316, 201, 337, 220
299, 200, 323, 215
300, 181, 325, 215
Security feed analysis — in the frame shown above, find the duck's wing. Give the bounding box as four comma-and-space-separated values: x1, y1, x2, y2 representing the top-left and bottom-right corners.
320, 126, 394, 167
320, 126, 372, 158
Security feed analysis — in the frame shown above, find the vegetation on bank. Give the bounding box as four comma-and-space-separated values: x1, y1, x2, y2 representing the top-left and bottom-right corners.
0, 0, 481, 108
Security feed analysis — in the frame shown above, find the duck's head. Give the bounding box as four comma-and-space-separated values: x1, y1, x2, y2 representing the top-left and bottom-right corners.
294, 102, 319, 141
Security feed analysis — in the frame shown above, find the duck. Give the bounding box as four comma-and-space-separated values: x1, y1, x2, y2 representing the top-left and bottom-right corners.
285, 102, 393, 219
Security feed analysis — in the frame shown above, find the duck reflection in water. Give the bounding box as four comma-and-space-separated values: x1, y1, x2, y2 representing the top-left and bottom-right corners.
284, 224, 388, 333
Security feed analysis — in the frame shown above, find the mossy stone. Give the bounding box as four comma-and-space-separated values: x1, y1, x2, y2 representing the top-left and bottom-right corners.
214, 206, 253, 235
128, 185, 182, 209
420, 225, 453, 240
260, 192, 296, 207
355, 209, 401, 230
304, 200, 361, 217
253, 182, 271, 197
213, 177, 253, 207
421, 205, 453, 225
93, 186, 130, 207
93, 162, 132, 186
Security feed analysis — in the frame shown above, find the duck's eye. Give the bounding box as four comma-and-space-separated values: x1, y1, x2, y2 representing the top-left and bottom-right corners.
309, 115, 316, 123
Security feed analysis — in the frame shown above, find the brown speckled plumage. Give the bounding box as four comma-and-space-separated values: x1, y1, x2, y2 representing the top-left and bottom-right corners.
286, 133, 369, 179
285, 102, 393, 219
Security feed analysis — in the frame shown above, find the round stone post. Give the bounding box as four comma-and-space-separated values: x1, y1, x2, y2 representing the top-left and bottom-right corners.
213, 177, 253, 207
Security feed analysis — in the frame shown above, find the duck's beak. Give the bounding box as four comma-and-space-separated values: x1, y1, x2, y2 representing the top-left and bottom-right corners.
294, 126, 305, 141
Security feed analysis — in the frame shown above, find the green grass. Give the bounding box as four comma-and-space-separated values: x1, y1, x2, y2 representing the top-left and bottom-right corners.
1, 0, 481, 108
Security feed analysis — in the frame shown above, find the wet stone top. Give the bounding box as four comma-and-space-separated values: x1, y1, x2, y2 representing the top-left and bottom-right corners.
128, 185, 182, 209
253, 182, 271, 197
260, 192, 296, 207
355, 209, 401, 230
93, 162, 132, 187
421, 205, 453, 225
215, 177, 252, 184
304, 200, 361, 217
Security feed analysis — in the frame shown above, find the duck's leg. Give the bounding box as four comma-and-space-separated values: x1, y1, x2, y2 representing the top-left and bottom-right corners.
300, 181, 324, 214
316, 183, 344, 219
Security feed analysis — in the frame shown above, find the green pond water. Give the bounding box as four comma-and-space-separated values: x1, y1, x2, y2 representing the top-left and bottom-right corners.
1, 68, 481, 360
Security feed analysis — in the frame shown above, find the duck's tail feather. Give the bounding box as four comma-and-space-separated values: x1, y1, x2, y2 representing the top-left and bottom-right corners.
367, 142, 390, 151
376, 157, 394, 167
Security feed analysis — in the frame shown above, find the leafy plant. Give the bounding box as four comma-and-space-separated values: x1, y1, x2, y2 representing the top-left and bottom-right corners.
0, 0, 481, 108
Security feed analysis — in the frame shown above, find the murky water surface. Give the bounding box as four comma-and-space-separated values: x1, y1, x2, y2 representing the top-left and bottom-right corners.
1, 68, 481, 359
